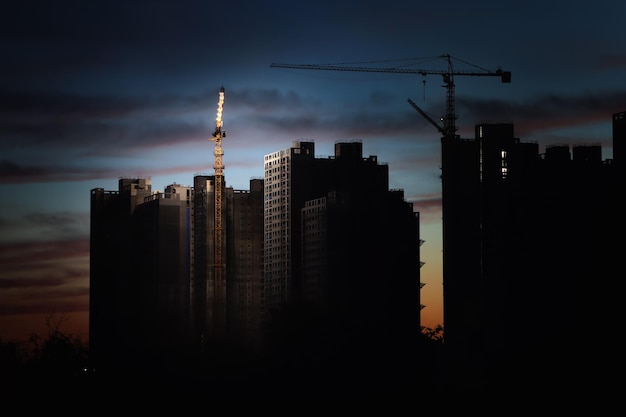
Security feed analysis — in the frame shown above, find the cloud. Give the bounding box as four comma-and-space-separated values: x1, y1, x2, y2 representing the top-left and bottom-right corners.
2, 86, 623, 186
0, 212, 89, 244
594, 53, 626, 71
0, 89, 211, 151
411, 196, 442, 223
0, 238, 89, 269
0, 292, 89, 316
457, 90, 626, 137
0, 238, 89, 316
0, 160, 125, 184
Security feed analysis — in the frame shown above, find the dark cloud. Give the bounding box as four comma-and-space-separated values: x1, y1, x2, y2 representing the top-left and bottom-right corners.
0, 78, 620, 180
229, 88, 309, 111
411, 197, 442, 223
0, 89, 211, 151
234, 86, 432, 137
0, 238, 89, 316
0, 160, 49, 180
0, 276, 67, 290
2, 86, 623, 186
0, 295, 89, 316
595, 53, 626, 71
0, 158, 215, 185
1, 1, 216, 54
0, 160, 118, 184
0, 239, 89, 271
458, 90, 626, 138
412, 197, 442, 213
0, 87, 322, 160
23, 212, 85, 231
1, 90, 150, 119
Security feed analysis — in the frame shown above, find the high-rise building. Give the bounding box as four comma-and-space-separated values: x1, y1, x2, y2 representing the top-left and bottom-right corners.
90, 141, 423, 388
263, 141, 422, 359
441, 115, 623, 392
225, 179, 264, 352
91, 179, 193, 372
89, 178, 153, 371
191, 175, 265, 354
263, 142, 401, 302
131, 183, 192, 366
190, 174, 220, 352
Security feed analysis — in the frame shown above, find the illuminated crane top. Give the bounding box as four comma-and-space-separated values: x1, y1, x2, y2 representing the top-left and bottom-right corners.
213, 86, 225, 136
211, 86, 226, 175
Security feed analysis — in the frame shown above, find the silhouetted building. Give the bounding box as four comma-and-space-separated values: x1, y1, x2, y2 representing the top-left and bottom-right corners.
225, 178, 265, 352
190, 175, 264, 355
299, 165, 421, 333
441, 114, 623, 393
91, 175, 266, 371
190, 174, 223, 351
90, 142, 423, 390
89, 178, 153, 371
263, 141, 422, 388
131, 183, 193, 367
91, 180, 192, 372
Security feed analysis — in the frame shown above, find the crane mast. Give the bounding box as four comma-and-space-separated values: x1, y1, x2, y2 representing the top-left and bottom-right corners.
210, 86, 226, 321
270, 54, 511, 139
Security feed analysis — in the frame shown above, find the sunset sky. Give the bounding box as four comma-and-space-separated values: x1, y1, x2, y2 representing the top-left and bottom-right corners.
1, 0, 625, 343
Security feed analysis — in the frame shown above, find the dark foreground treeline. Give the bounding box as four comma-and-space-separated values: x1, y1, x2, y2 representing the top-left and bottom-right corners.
1, 319, 617, 405
0, 313, 446, 399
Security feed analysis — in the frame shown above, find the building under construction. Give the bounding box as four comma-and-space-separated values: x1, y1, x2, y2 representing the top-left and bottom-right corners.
90, 179, 194, 371
191, 174, 264, 354
441, 112, 625, 393
89, 88, 425, 388
262, 140, 423, 388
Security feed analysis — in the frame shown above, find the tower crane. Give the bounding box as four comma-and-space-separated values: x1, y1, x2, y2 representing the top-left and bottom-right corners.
270, 54, 511, 139
210, 86, 226, 325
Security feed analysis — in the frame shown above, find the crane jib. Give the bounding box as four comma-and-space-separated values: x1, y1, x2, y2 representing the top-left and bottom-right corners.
270, 63, 510, 81
270, 56, 511, 137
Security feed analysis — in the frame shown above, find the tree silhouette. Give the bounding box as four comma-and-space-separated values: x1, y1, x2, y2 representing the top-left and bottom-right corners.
1, 313, 90, 396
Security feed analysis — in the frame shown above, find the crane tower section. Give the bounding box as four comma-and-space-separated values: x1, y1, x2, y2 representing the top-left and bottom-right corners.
210, 86, 226, 311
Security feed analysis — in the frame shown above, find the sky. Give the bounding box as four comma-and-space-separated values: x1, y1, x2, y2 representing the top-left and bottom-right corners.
1, 0, 625, 344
